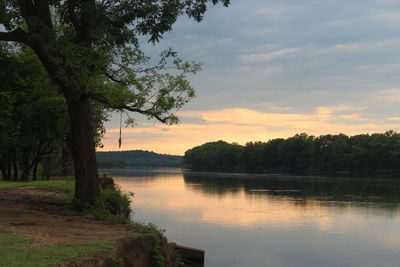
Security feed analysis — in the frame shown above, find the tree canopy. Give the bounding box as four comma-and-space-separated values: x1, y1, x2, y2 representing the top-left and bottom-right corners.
0, 45, 68, 181
96, 150, 182, 168
0, 0, 230, 206
183, 132, 400, 174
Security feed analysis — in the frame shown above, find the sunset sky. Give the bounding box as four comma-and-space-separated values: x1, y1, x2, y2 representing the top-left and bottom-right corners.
99, 0, 400, 155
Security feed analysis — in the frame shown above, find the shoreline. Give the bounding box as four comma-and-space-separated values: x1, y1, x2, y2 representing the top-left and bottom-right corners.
0, 181, 203, 266
183, 168, 400, 178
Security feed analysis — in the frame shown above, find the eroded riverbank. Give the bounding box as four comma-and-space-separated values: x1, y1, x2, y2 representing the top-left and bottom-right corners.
0, 184, 195, 266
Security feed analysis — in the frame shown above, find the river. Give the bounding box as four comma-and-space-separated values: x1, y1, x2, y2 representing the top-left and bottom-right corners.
101, 168, 400, 267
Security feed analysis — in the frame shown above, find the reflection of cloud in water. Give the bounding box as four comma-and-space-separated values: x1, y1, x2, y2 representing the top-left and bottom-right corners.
115, 176, 334, 229
198, 190, 334, 230
114, 173, 400, 230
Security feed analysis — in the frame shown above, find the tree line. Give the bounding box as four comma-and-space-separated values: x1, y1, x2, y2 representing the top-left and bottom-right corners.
97, 150, 182, 168
183, 132, 400, 174
0, 45, 68, 181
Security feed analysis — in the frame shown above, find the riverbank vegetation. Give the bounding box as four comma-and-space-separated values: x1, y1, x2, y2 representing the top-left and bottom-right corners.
0, 179, 175, 267
0, 178, 131, 223
184, 132, 400, 174
97, 150, 183, 168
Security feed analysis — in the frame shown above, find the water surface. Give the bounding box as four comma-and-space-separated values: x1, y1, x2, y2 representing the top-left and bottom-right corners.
102, 168, 400, 267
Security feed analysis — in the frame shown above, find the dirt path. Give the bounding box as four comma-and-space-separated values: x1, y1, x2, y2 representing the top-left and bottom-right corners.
0, 187, 136, 245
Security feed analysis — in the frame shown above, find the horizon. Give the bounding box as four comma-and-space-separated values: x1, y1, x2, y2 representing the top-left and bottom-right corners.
97, 129, 399, 156
99, 0, 400, 155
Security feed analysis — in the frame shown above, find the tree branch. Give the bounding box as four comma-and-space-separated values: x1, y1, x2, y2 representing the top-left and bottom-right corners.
33, 0, 54, 28
89, 93, 169, 123
121, 105, 168, 123
0, 28, 31, 45
104, 71, 125, 84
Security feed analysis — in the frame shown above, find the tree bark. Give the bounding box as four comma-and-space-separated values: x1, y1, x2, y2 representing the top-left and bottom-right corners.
66, 93, 100, 206
61, 141, 74, 176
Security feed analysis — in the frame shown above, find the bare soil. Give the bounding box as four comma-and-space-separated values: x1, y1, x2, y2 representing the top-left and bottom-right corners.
0, 186, 137, 245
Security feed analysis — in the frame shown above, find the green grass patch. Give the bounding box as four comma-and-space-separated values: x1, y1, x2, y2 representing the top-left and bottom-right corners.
84, 207, 130, 224
0, 179, 165, 239
0, 179, 75, 205
0, 233, 114, 267
0, 179, 74, 194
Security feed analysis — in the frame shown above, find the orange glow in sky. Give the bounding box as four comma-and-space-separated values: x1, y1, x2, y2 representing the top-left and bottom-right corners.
98, 107, 400, 155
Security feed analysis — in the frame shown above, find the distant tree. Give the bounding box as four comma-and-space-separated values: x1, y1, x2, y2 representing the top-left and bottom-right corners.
279, 133, 314, 170
184, 132, 400, 174
96, 150, 182, 168
241, 142, 267, 172
330, 134, 350, 170
0, 0, 230, 206
349, 134, 372, 170
184, 141, 242, 172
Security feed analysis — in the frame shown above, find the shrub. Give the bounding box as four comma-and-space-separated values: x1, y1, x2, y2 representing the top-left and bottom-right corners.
101, 185, 132, 218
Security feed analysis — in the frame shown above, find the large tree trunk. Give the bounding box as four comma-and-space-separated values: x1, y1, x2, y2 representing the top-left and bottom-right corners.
66, 93, 100, 207
31, 45, 101, 207
0, 0, 101, 206
61, 141, 74, 176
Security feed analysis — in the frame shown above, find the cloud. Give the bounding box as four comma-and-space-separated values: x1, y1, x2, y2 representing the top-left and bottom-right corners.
101, 0, 400, 154
253, 7, 289, 17
100, 107, 400, 155
240, 47, 303, 63
115, 177, 333, 229
377, 88, 400, 102
315, 105, 367, 115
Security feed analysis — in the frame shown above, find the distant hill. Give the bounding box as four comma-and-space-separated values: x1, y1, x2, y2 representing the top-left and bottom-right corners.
96, 150, 183, 168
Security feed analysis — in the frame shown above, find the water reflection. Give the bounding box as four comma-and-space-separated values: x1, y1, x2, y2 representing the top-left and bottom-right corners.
183, 172, 400, 205
111, 170, 400, 228
104, 169, 400, 267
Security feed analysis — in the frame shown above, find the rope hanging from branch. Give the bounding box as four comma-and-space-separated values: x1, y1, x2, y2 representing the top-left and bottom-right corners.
118, 110, 122, 148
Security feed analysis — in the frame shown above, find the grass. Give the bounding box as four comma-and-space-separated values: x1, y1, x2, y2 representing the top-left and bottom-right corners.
0, 179, 134, 224
0, 178, 169, 265
0, 232, 115, 267
0, 179, 162, 231
0, 179, 75, 205
0, 179, 74, 194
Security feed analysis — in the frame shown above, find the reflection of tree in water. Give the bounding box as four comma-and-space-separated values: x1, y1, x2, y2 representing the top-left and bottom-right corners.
183, 172, 400, 207
183, 173, 245, 196
101, 168, 183, 186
